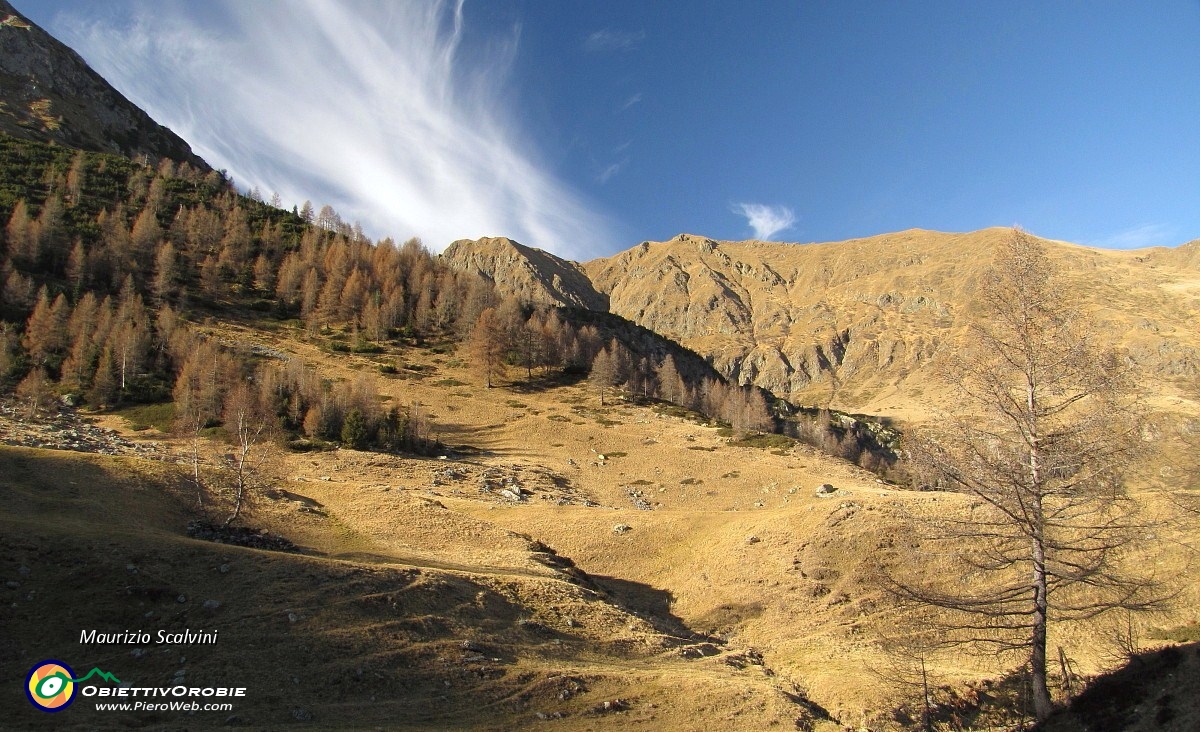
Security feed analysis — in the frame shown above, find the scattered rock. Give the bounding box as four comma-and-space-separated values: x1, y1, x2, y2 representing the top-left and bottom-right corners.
187, 521, 297, 552
0, 402, 160, 456
17, 566, 30, 577
202, 599, 221, 610
176, 594, 187, 604
815, 483, 837, 497
746, 535, 761, 544
5, 580, 20, 589
218, 564, 230, 574
626, 488, 652, 510
130, 648, 146, 659
612, 524, 632, 535
679, 643, 721, 659
723, 648, 766, 669
591, 699, 630, 714
291, 708, 312, 722
287, 612, 299, 623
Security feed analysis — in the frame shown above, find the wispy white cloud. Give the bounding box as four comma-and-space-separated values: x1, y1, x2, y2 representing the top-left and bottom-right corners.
597, 159, 627, 184
732, 202, 796, 240
54, 0, 613, 257
1088, 222, 1178, 250
618, 93, 643, 112
584, 28, 645, 53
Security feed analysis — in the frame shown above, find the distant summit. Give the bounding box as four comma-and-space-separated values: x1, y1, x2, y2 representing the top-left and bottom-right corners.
442, 236, 607, 311
0, 0, 208, 169
444, 228, 1200, 419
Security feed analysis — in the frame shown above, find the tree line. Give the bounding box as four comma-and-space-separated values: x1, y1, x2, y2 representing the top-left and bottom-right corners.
464, 301, 774, 434
0, 132, 898, 479
0, 136, 460, 456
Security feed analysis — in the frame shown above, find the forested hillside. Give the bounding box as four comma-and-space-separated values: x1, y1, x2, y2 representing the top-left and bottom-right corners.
0, 133, 830, 473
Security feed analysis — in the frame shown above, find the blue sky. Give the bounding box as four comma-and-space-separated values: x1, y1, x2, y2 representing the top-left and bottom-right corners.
17, 1, 1200, 258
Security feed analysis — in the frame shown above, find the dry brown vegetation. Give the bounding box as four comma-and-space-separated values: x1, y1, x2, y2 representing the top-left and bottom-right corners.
3, 287, 1198, 729
2, 137, 1199, 728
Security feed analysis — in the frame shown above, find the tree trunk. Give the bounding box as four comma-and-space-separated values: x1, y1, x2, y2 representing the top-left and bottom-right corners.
1031, 543, 1053, 720
1026, 374, 1054, 721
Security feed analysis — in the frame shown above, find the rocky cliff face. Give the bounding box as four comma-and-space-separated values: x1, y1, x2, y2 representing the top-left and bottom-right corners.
0, 0, 208, 169
442, 236, 607, 311
582, 230, 979, 410
444, 228, 1200, 419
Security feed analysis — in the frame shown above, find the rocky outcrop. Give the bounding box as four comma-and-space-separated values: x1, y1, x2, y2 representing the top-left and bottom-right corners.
0, 0, 208, 168
442, 236, 607, 311
444, 228, 1200, 417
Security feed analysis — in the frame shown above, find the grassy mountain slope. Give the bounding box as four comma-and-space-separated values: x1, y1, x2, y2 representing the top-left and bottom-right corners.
0, 16, 1197, 728
447, 229, 1200, 428
7, 321, 1197, 729
0, 442, 814, 731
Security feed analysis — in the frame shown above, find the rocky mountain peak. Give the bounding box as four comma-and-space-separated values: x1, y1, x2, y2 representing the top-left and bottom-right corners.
441, 236, 607, 311
446, 228, 1200, 420
0, 0, 208, 168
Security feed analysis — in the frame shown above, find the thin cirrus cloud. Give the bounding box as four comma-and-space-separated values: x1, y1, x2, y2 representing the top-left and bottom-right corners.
732, 202, 797, 241
1088, 223, 1179, 250
618, 93, 644, 112
53, 0, 613, 258
583, 28, 645, 53
596, 159, 627, 184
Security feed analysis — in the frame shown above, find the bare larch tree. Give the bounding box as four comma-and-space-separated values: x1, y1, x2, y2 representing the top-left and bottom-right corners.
890, 229, 1167, 722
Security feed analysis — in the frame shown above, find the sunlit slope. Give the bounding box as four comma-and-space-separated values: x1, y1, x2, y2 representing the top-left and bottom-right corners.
446, 228, 1200, 422
584, 228, 1200, 418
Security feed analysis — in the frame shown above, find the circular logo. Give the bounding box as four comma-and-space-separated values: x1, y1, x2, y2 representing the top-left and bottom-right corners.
26, 660, 76, 712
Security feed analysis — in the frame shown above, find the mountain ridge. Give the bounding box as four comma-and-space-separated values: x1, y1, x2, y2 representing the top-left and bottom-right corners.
0, 0, 208, 169
444, 227, 1200, 421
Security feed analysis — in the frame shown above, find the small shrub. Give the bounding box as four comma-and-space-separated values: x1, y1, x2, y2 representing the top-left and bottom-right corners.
351, 341, 384, 354
112, 402, 175, 432
1149, 622, 1200, 643
728, 432, 796, 450
286, 437, 334, 452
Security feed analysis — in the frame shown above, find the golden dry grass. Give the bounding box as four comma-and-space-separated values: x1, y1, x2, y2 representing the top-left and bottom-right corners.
5, 313, 1182, 729
8, 226, 1200, 728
